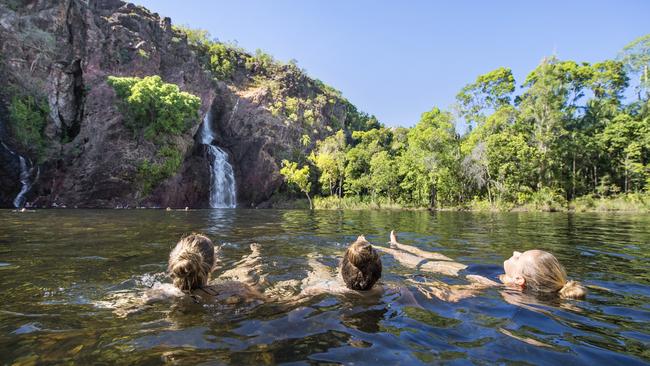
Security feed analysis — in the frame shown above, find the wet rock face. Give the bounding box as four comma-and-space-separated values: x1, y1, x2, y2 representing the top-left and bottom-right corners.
0, 142, 21, 207
0, 0, 216, 208
0, 0, 351, 208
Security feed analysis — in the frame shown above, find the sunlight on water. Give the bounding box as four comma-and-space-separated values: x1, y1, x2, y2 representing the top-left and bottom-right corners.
0, 210, 648, 364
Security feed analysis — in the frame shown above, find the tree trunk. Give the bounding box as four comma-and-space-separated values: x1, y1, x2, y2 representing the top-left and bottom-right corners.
572, 154, 576, 200
429, 186, 437, 210
486, 169, 493, 205
306, 192, 313, 210
625, 156, 628, 193
487, 183, 492, 205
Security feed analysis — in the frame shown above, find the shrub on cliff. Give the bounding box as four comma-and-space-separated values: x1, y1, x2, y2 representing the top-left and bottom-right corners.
173, 25, 241, 80
8, 95, 49, 160
138, 146, 183, 195
107, 75, 201, 140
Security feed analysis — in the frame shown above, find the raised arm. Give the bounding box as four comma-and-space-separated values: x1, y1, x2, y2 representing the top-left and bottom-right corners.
390, 231, 453, 261
217, 243, 265, 286
377, 238, 467, 276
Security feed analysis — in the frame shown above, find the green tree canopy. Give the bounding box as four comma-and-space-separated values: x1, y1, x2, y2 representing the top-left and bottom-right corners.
456, 67, 515, 128
280, 160, 313, 209
107, 75, 201, 140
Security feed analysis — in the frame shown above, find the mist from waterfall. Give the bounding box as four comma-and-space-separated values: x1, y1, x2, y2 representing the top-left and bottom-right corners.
201, 112, 236, 208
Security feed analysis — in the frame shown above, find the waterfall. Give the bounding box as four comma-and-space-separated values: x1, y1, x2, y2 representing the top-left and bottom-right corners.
201, 112, 236, 208
1, 141, 33, 208
13, 156, 32, 208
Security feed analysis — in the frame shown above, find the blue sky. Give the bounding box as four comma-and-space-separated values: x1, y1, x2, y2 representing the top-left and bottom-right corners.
131, 0, 649, 128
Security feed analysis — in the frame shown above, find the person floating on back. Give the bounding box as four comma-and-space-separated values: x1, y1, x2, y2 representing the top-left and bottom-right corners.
168, 233, 264, 303
340, 235, 382, 291
384, 230, 587, 302
499, 249, 586, 299
300, 235, 383, 297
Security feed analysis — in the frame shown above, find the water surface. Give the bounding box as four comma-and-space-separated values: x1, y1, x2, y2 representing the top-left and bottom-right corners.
0, 209, 648, 365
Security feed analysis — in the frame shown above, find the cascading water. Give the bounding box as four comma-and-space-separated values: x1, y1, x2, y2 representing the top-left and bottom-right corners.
201, 112, 237, 208
1, 141, 34, 208
13, 156, 32, 208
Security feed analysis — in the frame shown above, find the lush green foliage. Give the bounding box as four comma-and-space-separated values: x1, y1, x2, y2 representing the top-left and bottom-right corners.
619, 34, 650, 98
280, 160, 313, 209
107, 75, 198, 195
107, 75, 200, 140
279, 35, 650, 211
8, 95, 49, 159
138, 146, 183, 195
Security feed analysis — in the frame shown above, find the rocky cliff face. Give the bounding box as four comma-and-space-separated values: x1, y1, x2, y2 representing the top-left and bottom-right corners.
0, 0, 361, 208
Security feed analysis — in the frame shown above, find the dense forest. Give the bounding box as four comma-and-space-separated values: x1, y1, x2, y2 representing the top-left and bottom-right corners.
281, 35, 650, 211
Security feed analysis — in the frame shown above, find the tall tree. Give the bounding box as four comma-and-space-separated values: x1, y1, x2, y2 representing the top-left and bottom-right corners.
619, 34, 650, 100
280, 160, 313, 209
456, 67, 515, 129
309, 130, 347, 197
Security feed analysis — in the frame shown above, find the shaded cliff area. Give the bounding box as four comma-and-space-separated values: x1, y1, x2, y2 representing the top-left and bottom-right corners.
0, 0, 374, 208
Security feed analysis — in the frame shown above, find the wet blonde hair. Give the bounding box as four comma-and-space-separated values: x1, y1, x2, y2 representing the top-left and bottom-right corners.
520, 250, 586, 299
341, 235, 382, 291
168, 234, 215, 292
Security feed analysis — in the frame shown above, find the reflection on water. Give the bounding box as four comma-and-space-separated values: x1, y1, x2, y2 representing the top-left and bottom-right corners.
0, 210, 649, 364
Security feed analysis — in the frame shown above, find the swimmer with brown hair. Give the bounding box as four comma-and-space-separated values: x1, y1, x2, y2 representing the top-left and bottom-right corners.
293, 235, 421, 309
300, 235, 384, 297
298, 231, 466, 297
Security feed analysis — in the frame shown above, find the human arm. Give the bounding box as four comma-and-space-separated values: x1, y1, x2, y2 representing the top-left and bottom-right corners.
389, 230, 453, 261
376, 245, 467, 276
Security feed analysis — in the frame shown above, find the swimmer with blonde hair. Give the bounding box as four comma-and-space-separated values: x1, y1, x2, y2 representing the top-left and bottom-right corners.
500, 249, 586, 299
387, 231, 587, 302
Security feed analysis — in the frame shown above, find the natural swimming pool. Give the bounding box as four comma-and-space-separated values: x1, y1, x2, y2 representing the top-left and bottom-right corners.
0, 209, 648, 364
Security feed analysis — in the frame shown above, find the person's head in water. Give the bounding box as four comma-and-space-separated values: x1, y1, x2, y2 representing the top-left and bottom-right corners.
168, 234, 215, 292
341, 235, 382, 291
501, 250, 586, 299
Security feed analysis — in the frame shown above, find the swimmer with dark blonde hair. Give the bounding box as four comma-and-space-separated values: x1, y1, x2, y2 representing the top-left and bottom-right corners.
168, 233, 264, 303
99, 233, 265, 317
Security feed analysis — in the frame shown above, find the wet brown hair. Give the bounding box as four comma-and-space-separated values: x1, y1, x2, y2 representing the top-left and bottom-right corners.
341, 235, 382, 291
168, 233, 215, 292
